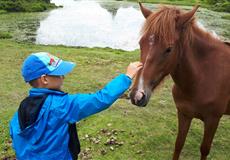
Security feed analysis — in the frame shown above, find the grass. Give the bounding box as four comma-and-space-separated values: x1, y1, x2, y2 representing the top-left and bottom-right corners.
0, 31, 12, 39
0, 2, 229, 159
0, 10, 7, 14
222, 14, 230, 20
127, 0, 210, 8
0, 39, 230, 160
128, 0, 201, 6
126, 0, 230, 12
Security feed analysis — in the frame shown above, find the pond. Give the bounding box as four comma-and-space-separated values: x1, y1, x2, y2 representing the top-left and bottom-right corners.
0, 0, 229, 51
36, 0, 145, 51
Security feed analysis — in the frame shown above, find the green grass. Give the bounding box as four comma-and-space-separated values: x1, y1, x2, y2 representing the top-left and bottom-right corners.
128, 0, 206, 7
0, 10, 7, 14
0, 39, 230, 160
127, 0, 230, 12
0, 31, 12, 39
222, 14, 230, 20
0, 2, 229, 159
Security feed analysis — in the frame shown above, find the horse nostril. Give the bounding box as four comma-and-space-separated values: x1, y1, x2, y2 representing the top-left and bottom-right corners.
134, 91, 144, 102
134, 91, 147, 107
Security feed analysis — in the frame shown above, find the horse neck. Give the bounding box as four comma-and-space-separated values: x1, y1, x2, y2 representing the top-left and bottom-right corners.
170, 25, 220, 93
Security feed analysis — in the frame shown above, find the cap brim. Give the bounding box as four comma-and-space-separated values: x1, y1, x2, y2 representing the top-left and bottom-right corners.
47, 61, 76, 76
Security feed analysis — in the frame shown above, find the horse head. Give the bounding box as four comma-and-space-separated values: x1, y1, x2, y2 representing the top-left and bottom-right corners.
130, 3, 199, 107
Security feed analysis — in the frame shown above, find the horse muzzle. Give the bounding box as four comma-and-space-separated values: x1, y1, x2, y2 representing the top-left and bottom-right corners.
129, 89, 149, 107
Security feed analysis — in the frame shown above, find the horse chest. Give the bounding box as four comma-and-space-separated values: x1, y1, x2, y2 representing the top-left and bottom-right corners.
172, 85, 225, 118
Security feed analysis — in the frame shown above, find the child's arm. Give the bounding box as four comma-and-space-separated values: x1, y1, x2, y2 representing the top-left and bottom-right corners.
65, 62, 142, 123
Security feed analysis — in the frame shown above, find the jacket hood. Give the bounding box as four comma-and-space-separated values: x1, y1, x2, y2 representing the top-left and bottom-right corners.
17, 88, 66, 136
18, 94, 48, 131
29, 88, 66, 97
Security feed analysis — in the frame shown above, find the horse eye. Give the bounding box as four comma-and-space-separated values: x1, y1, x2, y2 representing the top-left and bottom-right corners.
165, 47, 172, 53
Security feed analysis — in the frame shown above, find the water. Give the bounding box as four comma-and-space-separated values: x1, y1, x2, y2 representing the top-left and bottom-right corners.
36, 0, 145, 51
0, 1, 229, 51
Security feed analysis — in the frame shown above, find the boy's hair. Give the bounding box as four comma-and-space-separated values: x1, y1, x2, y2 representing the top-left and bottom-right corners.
28, 79, 39, 88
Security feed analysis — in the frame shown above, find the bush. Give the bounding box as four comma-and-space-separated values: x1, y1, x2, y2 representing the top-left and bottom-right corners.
0, 31, 12, 39
222, 14, 230, 20
214, 2, 230, 12
0, 1, 25, 12
0, 0, 55, 12
23, 2, 47, 12
0, 10, 7, 14
206, 0, 226, 5
31, 3, 47, 12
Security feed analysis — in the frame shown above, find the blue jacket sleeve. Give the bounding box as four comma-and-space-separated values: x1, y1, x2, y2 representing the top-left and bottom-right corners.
66, 74, 132, 123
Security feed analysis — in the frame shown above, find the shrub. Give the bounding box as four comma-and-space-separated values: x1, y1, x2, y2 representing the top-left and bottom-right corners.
214, 2, 230, 12
0, 10, 7, 14
23, 2, 47, 12
0, 31, 12, 39
222, 14, 230, 20
206, 0, 226, 5
0, 1, 25, 12
0, 0, 55, 12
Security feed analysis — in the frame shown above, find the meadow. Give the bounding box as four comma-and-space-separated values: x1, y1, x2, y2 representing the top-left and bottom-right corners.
0, 1, 230, 159
0, 39, 229, 160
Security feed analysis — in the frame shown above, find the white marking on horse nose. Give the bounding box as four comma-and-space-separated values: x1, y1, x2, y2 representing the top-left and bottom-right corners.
138, 75, 144, 91
135, 75, 145, 103
134, 90, 145, 104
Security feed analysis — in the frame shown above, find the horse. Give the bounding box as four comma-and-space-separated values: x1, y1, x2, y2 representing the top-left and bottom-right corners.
129, 3, 230, 160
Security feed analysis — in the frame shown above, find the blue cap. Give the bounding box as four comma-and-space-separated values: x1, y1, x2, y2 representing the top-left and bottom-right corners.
22, 52, 76, 82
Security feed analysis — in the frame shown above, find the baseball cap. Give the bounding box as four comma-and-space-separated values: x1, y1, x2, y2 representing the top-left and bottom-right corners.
22, 52, 76, 82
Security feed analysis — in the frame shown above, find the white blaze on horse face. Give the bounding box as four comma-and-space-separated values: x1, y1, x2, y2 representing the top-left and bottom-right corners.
134, 75, 145, 103
138, 74, 144, 91
134, 34, 154, 103
149, 34, 155, 46
134, 34, 155, 103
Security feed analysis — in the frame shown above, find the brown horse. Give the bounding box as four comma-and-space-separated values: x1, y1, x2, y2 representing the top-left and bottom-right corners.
130, 3, 230, 160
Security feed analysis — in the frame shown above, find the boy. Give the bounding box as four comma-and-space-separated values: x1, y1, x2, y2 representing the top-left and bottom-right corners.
10, 52, 142, 160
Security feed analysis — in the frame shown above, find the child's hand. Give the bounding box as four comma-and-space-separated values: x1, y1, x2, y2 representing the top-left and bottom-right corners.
126, 62, 143, 79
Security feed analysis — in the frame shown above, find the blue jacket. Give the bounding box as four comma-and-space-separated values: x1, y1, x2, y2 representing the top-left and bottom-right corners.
10, 74, 131, 160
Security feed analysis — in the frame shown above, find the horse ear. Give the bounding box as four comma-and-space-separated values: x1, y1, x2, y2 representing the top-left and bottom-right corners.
139, 2, 152, 19
176, 5, 200, 28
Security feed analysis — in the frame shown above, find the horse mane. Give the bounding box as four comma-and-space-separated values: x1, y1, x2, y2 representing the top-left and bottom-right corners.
140, 6, 214, 46
141, 6, 182, 45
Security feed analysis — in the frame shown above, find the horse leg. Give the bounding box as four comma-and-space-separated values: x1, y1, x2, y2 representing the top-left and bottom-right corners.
200, 116, 221, 160
173, 111, 192, 160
